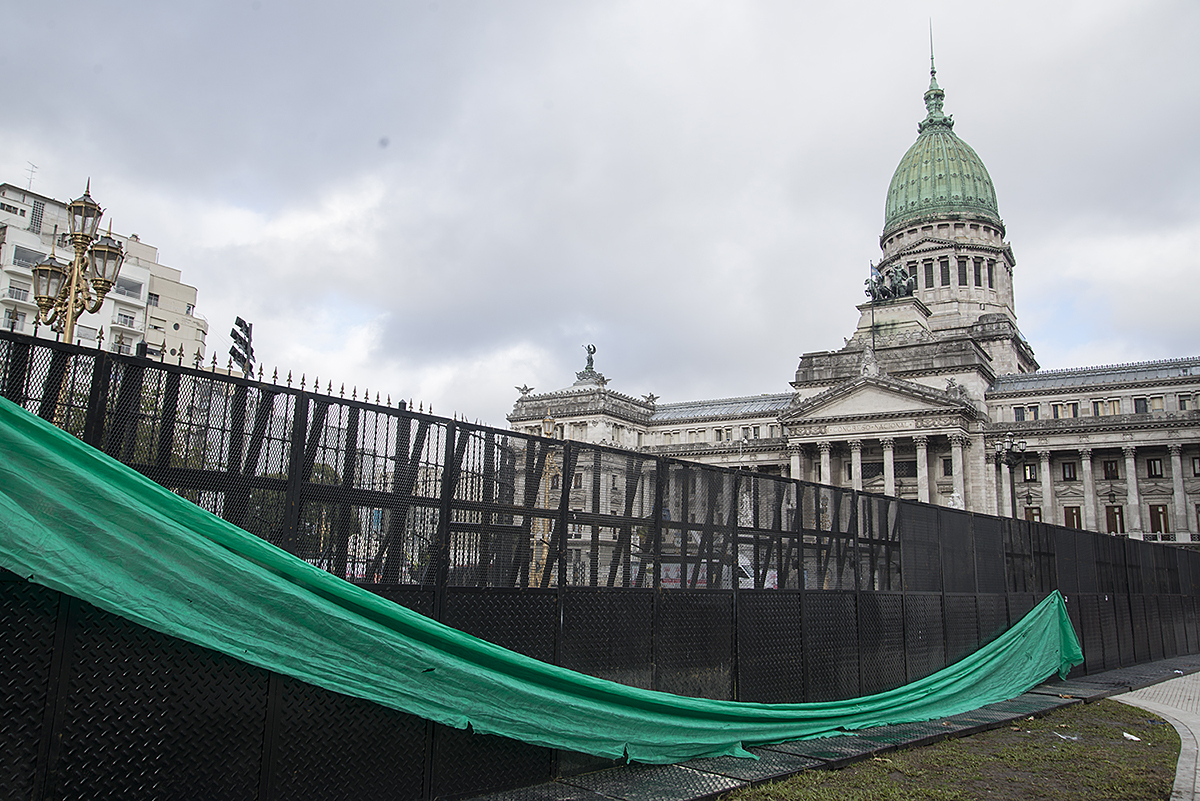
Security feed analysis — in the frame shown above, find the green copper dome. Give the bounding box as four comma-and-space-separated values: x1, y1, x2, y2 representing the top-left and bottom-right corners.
883, 65, 1001, 238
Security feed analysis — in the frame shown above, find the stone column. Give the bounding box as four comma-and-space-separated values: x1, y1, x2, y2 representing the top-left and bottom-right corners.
1169, 444, 1191, 540
788, 443, 802, 481
849, 439, 863, 491
1080, 448, 1097, 532
950, 434, 967, 507
1000, 455, 1014, 518
1039, 450, 1054, 524
818, 442, 832, 488
881, 437, 896, 497
914, 435, 930, 504
1123, 445, 1143, 537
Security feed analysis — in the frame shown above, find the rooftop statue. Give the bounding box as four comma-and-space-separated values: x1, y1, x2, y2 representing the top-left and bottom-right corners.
865, 261, 916, 302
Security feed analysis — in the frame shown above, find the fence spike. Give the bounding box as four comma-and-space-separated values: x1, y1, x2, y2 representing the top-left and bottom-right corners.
387, 394, 392, 406
287, 370, 292, 387
328, 380, 333, 394
258, 364, 264, 381
314, 376, 319, 393
419, 402, 423, 413
300, 374, 306, 390
273, 367, 278, 382
211, 354, 218, 371
376, 392, 381, 404
351, 386, 356, 400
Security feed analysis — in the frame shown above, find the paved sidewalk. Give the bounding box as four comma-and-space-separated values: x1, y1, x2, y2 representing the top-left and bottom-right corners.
1116, 671, 1200, 801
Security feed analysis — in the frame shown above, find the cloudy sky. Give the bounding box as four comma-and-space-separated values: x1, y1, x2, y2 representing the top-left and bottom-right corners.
4, 0, 1198, 425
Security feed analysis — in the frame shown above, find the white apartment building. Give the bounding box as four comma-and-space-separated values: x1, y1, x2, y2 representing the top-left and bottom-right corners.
0, 183, 207, 363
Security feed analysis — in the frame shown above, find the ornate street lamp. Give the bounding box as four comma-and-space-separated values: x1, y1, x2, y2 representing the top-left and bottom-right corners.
31, 182, 125, 345
995, 431, 1027, 519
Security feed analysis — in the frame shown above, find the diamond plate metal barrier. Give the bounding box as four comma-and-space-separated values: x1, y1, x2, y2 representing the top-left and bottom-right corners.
5, 330, 1200, 800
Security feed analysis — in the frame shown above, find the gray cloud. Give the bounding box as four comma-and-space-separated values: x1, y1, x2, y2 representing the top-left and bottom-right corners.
3, 0, 1197, 423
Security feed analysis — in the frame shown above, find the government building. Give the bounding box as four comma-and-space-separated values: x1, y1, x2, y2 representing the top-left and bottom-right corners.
510, 63, 1200, 542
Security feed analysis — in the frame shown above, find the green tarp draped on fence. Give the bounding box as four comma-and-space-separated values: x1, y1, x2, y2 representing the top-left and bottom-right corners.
0, 396, 1082, 764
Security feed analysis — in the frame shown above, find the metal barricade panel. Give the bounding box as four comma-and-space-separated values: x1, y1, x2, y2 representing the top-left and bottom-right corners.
432, 723, 554, 799
1076, 594, 1104, 675
51, 599, 267, 801
944, 595, 979, 666
1131, 595, 1151, 663
561, 589, 653, 689
442, 589, 556, 663
1114, 594, 1136, 667
657, 592, 734, 700
900, 505, 941, 593
0, 575, 59, 799
939, 509, 975, 594
904, 593, 945, 683
977, 594, 1007, 647
737, 592, 804, 703
1098, 593, 1120, 671
273, 675, 427, 801
858, 592, 905, 696
803, 591, 859, 702
973, 516, 1006, 595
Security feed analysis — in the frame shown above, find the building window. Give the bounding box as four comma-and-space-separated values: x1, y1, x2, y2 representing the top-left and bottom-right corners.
1103, 460, 1120, 480
715, 429, 723, 441
768, 425, 777, 438
1013, 406, 1025, 422
1193, 456, 1200, 477
987, 260, 995, 288
550, 475, 560, 491
1147, 458, 1164, 479
1052, 402, 1079, 419
185, 303, 195, 316
1062, 462, 1077, 481
907, 261, 918, 289
1149, 504, 1170, 535
3, 309, 27, 332
1179, 395, 1191, 411
1135, 397, 1148, 414
940, 258, 951, 286
1023, 463, 1038, 482
957, 258, 968, 286
1025, 507, 1041, 523
924, 261, 934, 289
844, 463, 853, 481
573, 473, 583, 489
1064, 506, 1082, 529
1106, 505, 1125, 534
1027, 405, 1039, 420
973, 258, 982, 287
741, 426, 750, 440
611, 474, 619, 489
1093, 399, 1121, 416
752, 426, 760, 439
943, 458, 953, 477
147, 292, 159, 307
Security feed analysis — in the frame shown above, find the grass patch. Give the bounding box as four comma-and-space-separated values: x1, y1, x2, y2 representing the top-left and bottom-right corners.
726, 699, 1179, 801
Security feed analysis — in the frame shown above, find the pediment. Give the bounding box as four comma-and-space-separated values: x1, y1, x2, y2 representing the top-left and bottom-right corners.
781, 376, 976, 423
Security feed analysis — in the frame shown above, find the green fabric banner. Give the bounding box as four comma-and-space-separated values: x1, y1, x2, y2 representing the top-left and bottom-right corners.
0, 396, 1082, 763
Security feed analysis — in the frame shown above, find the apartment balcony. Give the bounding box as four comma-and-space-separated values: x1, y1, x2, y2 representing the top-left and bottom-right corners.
5, 285, 36, 309
110, 312, 144, 334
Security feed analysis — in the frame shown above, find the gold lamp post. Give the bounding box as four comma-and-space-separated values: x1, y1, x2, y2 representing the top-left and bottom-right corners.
31, 182, 125, 345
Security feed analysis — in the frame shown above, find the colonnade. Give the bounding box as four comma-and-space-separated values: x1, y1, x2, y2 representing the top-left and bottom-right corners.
787, 432, 972, 507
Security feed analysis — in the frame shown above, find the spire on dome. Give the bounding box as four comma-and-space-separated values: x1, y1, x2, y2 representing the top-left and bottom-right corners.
919, 26, 953, 133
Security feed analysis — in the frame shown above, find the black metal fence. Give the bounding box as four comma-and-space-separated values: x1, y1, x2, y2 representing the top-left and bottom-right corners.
3, 329, 1200, 800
